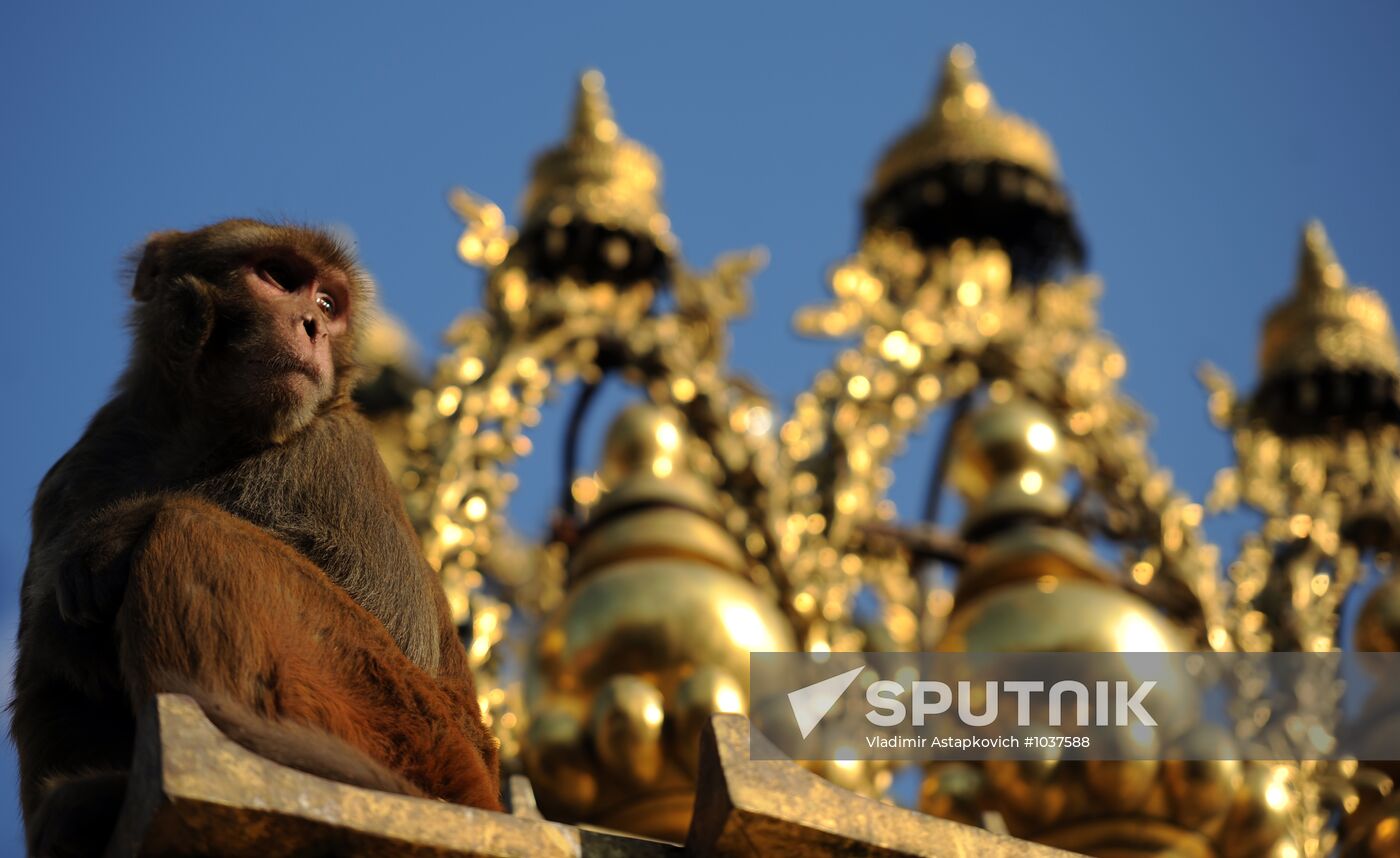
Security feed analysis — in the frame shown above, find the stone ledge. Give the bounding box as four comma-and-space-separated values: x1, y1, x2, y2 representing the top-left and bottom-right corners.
687, 714, 1070, 858
106, 694, 1067, 857
105, 694, 675, 857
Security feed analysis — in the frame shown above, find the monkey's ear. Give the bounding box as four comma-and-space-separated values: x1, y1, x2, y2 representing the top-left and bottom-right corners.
131, 231, 181, 302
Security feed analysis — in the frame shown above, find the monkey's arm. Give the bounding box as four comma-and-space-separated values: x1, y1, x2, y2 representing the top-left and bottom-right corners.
45, 495, 172, 627
27, 401, 168, 627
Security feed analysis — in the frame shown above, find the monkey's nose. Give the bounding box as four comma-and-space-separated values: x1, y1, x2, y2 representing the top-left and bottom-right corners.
302, 315, 320, 340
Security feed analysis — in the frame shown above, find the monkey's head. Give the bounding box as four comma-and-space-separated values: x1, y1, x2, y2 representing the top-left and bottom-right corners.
127, 219, 375, 444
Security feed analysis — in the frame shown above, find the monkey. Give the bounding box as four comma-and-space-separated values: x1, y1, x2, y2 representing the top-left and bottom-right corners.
10, 220, 500, 856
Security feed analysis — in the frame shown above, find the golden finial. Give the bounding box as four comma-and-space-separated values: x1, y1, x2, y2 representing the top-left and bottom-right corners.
939, 398, 1189, 653
1295, 219, 1347, 294
948, 397, 1070, 536
519, 69, 675, 258
868, 44, 1062, 201
570, 69, 620, 145
1258, 220, 1399, 380
523, 403, 794, 838
934, 44, 994, 122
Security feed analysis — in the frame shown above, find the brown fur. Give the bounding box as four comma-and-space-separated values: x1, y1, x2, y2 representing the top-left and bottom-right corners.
10, 220, 500, 856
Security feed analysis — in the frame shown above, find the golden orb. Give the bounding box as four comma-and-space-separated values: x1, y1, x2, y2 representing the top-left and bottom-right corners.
949, 398, 1069, 534
522, 707, 597, 813
938, 579, 1196, 737
938, 578, 1187, 654
524, 560, 793, 836
599, 401, 688, 486
529, 559, 794, 701
570, 503, 744, 581
671, 666, 747, 774
953, 523, 1116, 603
521, 397, 796, 841
591, 674, 666, 785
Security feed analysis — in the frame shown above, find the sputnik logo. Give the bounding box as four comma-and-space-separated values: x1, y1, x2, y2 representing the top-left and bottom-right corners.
787, 665, 864, 738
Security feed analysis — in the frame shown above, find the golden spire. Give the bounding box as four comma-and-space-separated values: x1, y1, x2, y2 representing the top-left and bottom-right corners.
938, 398, 1189, 653
569, 69, 620, 144
520, 69, 675, 255
933, 44, 994, 122
1258, 220, 1400, 380
868, 44, 1061, 200
1296, 220, 1347, 293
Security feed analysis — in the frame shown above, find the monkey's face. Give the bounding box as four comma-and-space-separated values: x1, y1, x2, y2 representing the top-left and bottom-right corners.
129, 220, 373, 444
226, 251, 353, 421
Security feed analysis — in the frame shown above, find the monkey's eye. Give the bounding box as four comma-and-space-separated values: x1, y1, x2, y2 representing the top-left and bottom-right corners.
256, 259, 299, 292
316, 292, 337, 316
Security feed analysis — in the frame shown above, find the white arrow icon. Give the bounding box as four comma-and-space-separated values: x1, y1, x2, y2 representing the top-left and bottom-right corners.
788, 665, 864, 739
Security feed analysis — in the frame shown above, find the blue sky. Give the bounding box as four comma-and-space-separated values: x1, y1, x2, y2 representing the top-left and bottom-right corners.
2, 2, 1398, 849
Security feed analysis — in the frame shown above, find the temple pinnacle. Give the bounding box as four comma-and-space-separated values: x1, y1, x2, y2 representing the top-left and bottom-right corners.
935, 44, 994, 121
1295, 219, 1347, 294
571, 69, 619, 145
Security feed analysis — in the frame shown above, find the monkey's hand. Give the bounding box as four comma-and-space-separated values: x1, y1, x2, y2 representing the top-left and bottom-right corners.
54, 496, 165, 626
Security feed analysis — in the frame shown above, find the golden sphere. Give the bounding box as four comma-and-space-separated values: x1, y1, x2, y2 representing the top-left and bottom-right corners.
954, 524, 1115, 602
1357, 576, 1400, 652
670, 666, 747, 774
599, 402, 687, 486
571, 505, 743, 581
528, 559, 795, 703
591, 674, 666, 785
939, 580, 1196, 739
523, 706, 598, 812
939, 579, 1188, 654
949, 398, 1068, 504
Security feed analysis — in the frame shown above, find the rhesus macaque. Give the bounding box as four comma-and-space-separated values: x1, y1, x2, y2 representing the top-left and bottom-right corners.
11, 220, 500, 857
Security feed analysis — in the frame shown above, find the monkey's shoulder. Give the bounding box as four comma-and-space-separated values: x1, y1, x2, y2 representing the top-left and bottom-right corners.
31, 397, 164, 545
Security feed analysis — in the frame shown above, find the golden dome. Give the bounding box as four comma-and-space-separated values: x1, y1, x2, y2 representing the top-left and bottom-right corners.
529, 560, 795, 706
522, 401, 795, 839
938, 578, 1188, 653
598, 401, 688, 486
869, 44, 1061, 203
1259, 220, 1400, 380
520, 70, 676, 255
572, 404, 746, 580
953, 523, 1116, 604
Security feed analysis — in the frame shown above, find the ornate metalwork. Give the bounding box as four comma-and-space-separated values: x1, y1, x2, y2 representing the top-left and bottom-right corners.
345, 44, 1400, 858
1195, 221, 1400, 858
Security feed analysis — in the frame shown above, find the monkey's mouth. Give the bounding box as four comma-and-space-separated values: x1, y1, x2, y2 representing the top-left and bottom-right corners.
251, 353, 323, 385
